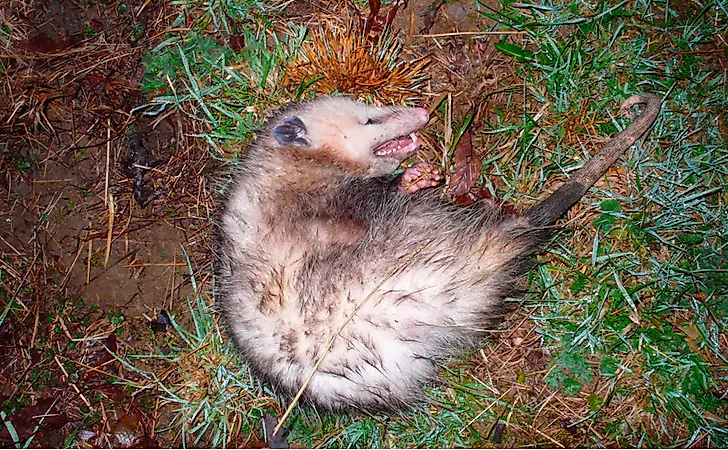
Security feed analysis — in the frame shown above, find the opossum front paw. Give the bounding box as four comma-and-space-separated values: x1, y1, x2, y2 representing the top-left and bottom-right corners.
399, 162, 442, 193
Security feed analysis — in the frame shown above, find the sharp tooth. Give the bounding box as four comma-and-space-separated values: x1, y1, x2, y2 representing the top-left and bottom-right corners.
410, 132, 417, 143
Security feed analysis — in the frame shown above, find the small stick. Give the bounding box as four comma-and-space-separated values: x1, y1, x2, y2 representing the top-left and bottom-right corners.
459, 387, 513, 433
533, 427, 565, 448
151, 396, 160, 440
442, 93, 452, 170
54, 355, 91, 407
415, 31, 525, 38
124, 262, 187, 268
100, 397, 110, 433
68, 52, 135, 84
104, 118, 110, 205
32, 179, 73, 183
59, 355, 147, 388
30, 300, 40, 348
168, 250, 176, 312
136, 0, 152, 18
104, 194, 115, 267
408, 10, 415, 38
86, 222, 92, 284
61, 243, 84, 288
57, 315, 74, 341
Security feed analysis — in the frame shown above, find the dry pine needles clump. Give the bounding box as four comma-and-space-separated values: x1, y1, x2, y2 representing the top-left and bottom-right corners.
282, 22, 429, 105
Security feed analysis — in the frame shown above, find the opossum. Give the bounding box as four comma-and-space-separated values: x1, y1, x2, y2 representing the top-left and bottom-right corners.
217, 94, 661, 412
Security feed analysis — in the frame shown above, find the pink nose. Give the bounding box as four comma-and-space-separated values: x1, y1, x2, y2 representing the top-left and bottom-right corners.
412, 107, 430, 123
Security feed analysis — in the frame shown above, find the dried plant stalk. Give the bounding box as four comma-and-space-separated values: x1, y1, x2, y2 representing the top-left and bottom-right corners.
283, 22, 429, 105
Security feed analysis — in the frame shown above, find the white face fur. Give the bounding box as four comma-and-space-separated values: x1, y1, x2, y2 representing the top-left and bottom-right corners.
272, 97, 430, 175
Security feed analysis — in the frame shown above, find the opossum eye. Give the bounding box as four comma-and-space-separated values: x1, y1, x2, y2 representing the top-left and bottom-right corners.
364, 117, 380, 125
273, 116, 310, 146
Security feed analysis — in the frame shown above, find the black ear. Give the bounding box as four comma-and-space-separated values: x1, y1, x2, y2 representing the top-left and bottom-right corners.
273, 116, 310, 146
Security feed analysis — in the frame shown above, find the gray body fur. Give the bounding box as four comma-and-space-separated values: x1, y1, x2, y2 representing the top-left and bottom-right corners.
217, 95, 661, 412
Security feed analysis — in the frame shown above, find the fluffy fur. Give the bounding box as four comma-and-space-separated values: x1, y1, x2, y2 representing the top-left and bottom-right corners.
216, 95, 661, 412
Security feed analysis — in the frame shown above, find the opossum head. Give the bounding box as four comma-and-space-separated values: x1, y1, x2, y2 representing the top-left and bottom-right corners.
271, 96, 430, 176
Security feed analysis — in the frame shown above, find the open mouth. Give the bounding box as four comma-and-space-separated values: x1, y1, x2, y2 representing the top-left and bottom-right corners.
372, 133, 420, 160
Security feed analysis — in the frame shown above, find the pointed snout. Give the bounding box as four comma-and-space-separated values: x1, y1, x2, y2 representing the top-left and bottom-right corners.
411, 107, 430, 126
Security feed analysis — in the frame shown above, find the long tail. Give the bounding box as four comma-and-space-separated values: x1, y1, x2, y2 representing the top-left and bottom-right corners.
525, 93, 662, 227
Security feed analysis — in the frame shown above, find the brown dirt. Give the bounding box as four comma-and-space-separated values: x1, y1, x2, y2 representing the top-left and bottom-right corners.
1, 0, 212, 446
390, 0, 519, 114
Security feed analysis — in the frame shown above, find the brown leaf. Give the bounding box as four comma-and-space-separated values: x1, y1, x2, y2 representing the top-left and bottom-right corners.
453, 186, 490, 206
227, 35, 246, 52
107, 402, 158, 449
421, 0, 446, 34
676, 322, 702, 355
19, 32, 81, 54
703, 411, 728, 424
452, 180, 517, 214
384, 0, 408, 28
92, 383, 126, 402
447, 131, 482, 196
0, 316, 13, 346
0, 398, 68, 444
244, 439, 269, 449
361, 0, 407, 36
368, 0, 381, 17
82, 333, 118, 380
362, 0, 381, 35
111, 413, 141, 448
560, 419, 580, 437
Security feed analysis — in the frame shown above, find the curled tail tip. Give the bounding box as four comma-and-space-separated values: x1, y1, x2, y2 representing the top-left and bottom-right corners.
523, 92, 662, 229
619, 93, 662, 118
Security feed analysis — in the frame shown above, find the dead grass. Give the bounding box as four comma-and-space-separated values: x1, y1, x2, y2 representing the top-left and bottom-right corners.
282, 18, 430, 104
